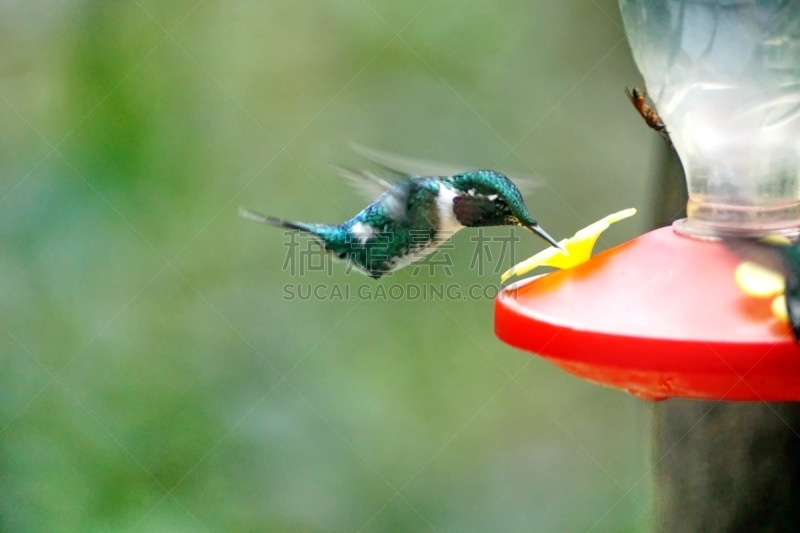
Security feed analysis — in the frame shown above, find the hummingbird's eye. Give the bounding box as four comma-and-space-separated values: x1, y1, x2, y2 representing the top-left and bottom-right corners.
495, 199, 511, 214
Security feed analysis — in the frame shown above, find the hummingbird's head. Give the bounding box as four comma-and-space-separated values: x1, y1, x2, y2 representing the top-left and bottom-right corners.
450, 170, 561, 249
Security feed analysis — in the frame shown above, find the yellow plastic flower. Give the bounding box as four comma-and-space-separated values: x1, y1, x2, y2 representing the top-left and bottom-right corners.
734, 262, 785, 298
734, 260, 789, 323
772, 295, 789, 323
501, 208, 637, 283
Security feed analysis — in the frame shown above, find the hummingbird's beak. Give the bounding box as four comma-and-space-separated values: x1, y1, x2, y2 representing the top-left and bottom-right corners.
530, 224, 565, 252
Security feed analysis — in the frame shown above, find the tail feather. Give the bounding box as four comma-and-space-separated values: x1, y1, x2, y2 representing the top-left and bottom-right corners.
239, 207, 312, 233
239, 207, 343, 255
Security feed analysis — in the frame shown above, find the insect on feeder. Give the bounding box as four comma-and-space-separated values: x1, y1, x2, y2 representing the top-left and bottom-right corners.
495, 0, 800, 402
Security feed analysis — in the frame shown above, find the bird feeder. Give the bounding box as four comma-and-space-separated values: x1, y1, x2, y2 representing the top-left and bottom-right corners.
495, 0, 800, 401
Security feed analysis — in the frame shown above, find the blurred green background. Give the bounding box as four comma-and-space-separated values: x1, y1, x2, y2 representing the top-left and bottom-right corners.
2, 1, 663, 531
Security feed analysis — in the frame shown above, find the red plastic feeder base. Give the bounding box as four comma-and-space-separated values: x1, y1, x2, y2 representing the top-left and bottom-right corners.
494, 226, 800, 401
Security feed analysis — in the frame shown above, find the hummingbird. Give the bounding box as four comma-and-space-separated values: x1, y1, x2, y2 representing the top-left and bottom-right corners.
241, 167, 561, 280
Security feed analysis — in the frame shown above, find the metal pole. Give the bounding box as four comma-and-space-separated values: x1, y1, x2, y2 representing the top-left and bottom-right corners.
654, 401, 800, 531
651, 145, 800, 532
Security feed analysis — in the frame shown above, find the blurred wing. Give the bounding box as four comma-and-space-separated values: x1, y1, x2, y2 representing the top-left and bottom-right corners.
336, 144, 423, 204
350, 143, 544, 195
350, 143, 455, 178
335, 165, 413, 223
336, 166, 396, 202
